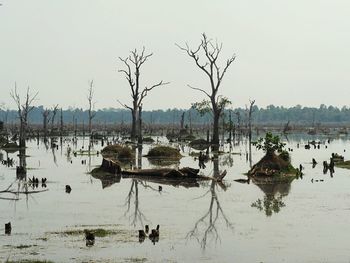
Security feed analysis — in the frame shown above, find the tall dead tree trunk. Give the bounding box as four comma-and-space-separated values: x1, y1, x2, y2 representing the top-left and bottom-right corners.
10, 85, 38, 148
177, 33, 235, 151
60, 108, 64, 136
51, 104, 59, 130
118, 47, 169, 141
138, 104, 143, 144
188, 110, 193, 134
180, 112, 185, 129
248, 99, 255, 141
42, 109, 50, 139
87, 80, 96, 137
235, 111, 241, 135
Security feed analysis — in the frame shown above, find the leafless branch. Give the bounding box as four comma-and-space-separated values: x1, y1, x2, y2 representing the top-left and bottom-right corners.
187, 84, 211, 98
138, 81, 170, 107
117, 99, 133, 111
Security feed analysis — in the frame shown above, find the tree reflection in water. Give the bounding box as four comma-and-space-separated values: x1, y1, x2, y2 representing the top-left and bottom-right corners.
251, 178, 293, 217
123, 179, 147, 228
1, 148, 47, 205
251, 194, 285, 217
123, 145, 150, 228
187, 157, 233, 249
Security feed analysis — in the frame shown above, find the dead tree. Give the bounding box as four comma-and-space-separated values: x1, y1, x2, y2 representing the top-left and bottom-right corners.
42, 108, 51, 139
118, 47, 169, 141
228, 110, 233, 142
60, 108, 64, 136
177, 33, 235, 151
247, 99, 255, 141
138, 104, 142, 144
10, 85, 38, 148
283, 120, 291, 134
50, 104, 59, 130
188, 110, 193, 134
87, 80, 96, 137
180, 112, 185, 129
235, 111, 241, 135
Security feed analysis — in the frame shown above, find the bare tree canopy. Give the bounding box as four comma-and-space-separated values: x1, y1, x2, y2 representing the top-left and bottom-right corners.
51, 104, 59, 126
118, 47, 169, 140
10, 84, 38, 147
177, 33, 235, 150
87, 80, 96, 135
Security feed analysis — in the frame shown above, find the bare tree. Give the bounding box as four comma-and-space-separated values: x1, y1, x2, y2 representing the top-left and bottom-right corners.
10, 85, 38, 148
87, 80, 96, 136
177, 33, 235, 151
42, 108, 51, 138
235, 110, 241, 135
247, 99, 255, 141
118, 47, 169, 140
50, 104, 59, 130
60, 108, 64, 136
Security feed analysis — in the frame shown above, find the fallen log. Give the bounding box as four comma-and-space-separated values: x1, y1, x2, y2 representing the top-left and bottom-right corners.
93, 158, 227, 189
121, 167, 200, 177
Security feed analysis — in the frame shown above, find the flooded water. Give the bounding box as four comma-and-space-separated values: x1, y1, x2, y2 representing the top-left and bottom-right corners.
1, 134, 350, 263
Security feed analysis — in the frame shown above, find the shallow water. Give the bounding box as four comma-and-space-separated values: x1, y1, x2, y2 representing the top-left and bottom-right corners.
1, 134, 350, 263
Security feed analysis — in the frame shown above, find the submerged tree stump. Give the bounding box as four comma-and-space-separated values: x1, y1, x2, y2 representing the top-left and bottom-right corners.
5, 222, 11, 235
101, 158, 121, 174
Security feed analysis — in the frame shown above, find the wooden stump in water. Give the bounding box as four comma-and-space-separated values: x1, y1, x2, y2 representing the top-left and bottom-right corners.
65, 185, 72, 193
101, 158, 121, 174
5, 222, 11, 235
84, 230, 95, 246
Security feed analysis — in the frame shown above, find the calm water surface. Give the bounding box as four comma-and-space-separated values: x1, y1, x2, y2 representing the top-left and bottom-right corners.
0, 135, 350, 263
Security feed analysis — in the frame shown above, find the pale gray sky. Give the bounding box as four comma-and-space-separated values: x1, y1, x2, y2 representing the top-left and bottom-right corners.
0, 0, 349, 110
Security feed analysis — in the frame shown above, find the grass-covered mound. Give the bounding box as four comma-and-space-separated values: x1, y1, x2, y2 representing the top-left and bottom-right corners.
335, 160, 350, 169
1, 142, 20, 149
189, 139, 209, 151
51, 228, 117, 237
143, 137, 155, 143
248, 152, 297, 177
101, 144, 134, 161
249, 132, 297, 178
146, 146, 182, 159
148, 158, 181, 167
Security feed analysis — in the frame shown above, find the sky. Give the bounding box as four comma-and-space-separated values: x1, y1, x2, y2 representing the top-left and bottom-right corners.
0, 0, 349, 110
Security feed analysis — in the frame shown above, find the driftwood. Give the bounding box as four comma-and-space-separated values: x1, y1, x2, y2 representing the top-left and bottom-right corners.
122, 167, 199, 177
94, 158, 227, 188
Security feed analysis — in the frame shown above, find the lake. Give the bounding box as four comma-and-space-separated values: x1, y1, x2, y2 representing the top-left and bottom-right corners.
1, 134, 350, 263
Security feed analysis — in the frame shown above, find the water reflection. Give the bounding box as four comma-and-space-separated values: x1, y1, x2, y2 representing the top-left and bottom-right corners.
251, 178, 293, 217
123, 179, 147, 228
187, 158, 233, 249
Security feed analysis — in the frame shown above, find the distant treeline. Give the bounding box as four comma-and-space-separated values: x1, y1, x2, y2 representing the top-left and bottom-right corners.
1, 104, 350, 125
